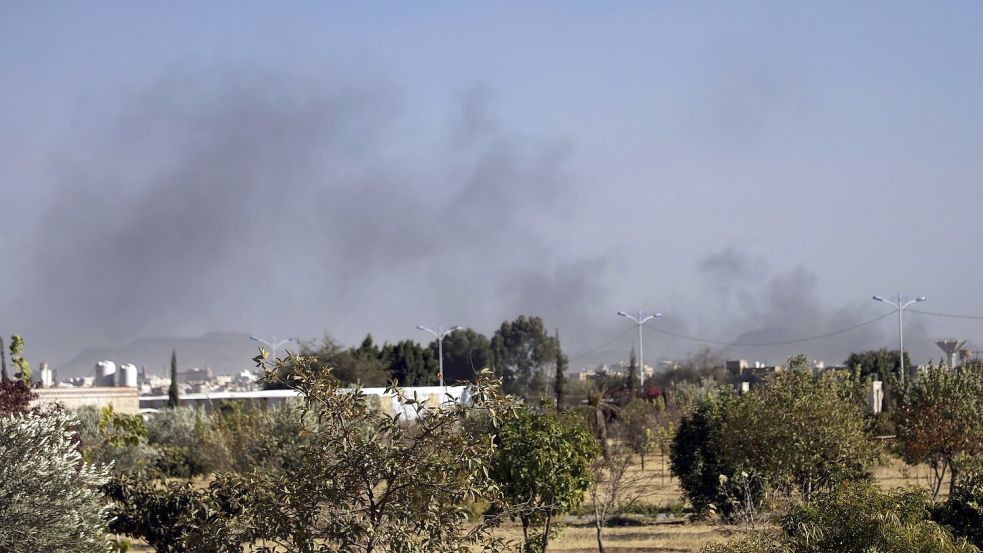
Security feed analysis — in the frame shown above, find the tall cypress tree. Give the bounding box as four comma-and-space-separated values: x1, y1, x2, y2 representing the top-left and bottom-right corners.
627, 347, 639, 395
554, 329, 567, 408
167, 349, 179, 408
0, 336, 8, 382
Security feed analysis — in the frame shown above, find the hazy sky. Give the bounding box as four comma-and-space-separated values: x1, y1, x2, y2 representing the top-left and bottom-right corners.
2, 2, 983, 369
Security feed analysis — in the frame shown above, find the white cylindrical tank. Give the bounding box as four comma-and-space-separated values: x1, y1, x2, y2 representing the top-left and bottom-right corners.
116, 363, 138, 387
95, 360, 117, 387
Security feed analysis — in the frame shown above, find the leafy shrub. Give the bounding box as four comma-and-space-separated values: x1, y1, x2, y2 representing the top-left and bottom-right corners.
705, 481, 978, 553
110, 357, 521, 553
145, 406, 221, 477
936, 472, 983, 549
0, 411, 112, 551
210, 400, 310, 474
105, 475, 243, 552
76, 406, 162, 476
671, 369, 879, 519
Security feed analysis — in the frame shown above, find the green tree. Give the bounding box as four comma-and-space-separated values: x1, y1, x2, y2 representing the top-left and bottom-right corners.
491, 315, 557, 400
626, 347, 639, 396
0, 411, 112, 551
0, 336, 8, 381
554, 329, 567, 408
492, 406, 599, 553
428, 327, 493, 384
10, 335, 31, 384
381, 339, 437, 386
672, 369, 878, 518
297, 334, 390, 386
845, 348, 909, 381
168, 349, 179, 408
893, 361, 983, 498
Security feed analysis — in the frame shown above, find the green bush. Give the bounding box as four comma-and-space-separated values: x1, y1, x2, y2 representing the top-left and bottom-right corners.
671, 369, 879, 519
145, 406, 221, 477
705, 481, 979, 553
936, 472, 983, 549
210, 400, 310, 474
76, 406, 162, 476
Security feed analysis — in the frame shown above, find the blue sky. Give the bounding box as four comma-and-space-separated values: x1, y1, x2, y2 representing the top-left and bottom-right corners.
2, 2, 983, 368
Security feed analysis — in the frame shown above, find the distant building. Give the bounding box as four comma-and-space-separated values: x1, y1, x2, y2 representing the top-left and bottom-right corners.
726, 359, 784, 379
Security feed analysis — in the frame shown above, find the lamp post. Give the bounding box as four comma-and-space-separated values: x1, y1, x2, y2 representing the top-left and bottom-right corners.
416, 325, 462, 387
617, 310, 662, 391
249, 336, 297, 362
872, 294, 926, 384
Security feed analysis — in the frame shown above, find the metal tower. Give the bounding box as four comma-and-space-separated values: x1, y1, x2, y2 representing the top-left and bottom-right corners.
936, 339, 967, 369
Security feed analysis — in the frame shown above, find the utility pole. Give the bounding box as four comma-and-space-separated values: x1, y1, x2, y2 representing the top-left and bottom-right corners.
873, 294, 926, 384
249, 336, 297, 361
617, 310, 662, 392
417, 324, 462, 387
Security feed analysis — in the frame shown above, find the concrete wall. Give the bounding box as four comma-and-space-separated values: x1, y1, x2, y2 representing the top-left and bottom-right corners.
33, 386, 141, 415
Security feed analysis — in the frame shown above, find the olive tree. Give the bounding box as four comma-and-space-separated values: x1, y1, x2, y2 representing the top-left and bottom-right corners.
894, 361, 983, 498
0, 411, 112, 551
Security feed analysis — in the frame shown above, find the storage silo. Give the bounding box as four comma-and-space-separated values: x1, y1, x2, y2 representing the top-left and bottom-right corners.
95, 360, 116, 386
116, 363, 138, 387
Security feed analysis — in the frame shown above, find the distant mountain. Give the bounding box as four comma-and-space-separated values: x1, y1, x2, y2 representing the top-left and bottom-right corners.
55, 331, 266, 379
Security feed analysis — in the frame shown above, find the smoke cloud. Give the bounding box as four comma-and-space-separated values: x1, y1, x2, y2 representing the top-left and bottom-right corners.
3, 65, 943, 376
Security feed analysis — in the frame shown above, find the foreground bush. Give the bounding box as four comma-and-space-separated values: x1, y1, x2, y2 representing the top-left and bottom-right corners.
671, 368, 878, 518
108, 354, 519, 553
0, 411, 112, 551
105, 476, 242, 552
936, 472, 983, 549
704, 481, 978, 553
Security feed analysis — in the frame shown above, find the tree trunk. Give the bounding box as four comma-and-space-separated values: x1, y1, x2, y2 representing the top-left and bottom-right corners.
596, 409, 609, 460
931, 459, 948, 500
596, 519, 606, 553
521, 516, 530, 553
541, 511, 553, 553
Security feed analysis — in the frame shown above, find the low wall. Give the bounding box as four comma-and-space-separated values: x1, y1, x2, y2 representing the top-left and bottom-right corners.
33, 386, 141, 415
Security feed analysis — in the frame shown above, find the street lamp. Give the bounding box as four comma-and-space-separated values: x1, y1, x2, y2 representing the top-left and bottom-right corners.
872, 294, 926, 383
416, 325, 462, 387
249, 336, 297, 362
617, 310, 662, 391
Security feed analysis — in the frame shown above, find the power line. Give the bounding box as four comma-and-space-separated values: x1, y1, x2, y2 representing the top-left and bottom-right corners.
909, 309, 983, 321
568, 326, 635, 363
641, 311, 896, 347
